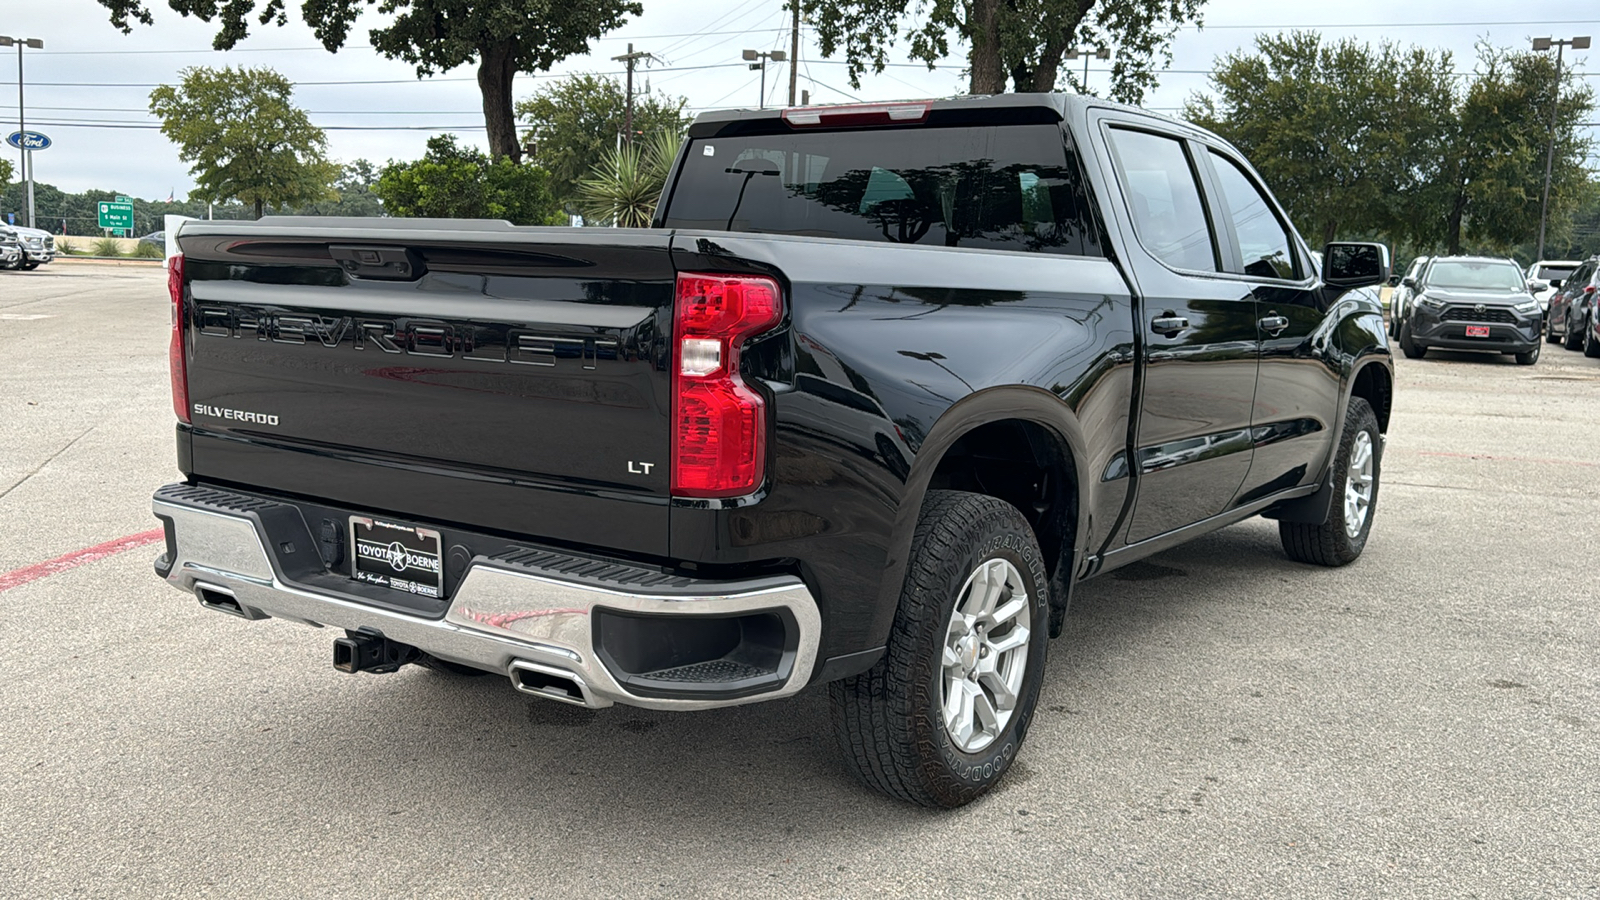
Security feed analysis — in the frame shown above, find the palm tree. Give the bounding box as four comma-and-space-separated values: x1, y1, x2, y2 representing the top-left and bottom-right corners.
576, 130, 683, 227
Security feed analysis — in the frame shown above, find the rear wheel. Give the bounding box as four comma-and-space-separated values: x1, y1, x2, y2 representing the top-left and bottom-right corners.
1280, 397, 1380, 567
830, 490, 1049, 808
1564, 313, 1584, 350
1584, 317, 1600, 359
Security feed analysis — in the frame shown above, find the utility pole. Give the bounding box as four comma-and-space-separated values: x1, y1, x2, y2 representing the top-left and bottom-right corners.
0, 36, 44, 229
1531, 35, 1590, 262
788, 2, 801, 106
611, 43, 657, 146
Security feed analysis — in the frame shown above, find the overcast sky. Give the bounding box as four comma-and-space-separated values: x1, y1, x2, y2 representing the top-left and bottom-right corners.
1, 0, 1595, 204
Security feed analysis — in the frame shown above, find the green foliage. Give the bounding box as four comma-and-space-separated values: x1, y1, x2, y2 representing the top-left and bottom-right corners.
132, 240, 167, 258
575, 130, 682, 227
0, 158, 12, 186
804, 0, 1205, 99
375, 135, 564, 224
1188, 34, 1596, 256
516, 74, 688, 211
289, 160, 387, 217
98, 0, 643, 162
149, 66, 339, 218
55, 237, 80, 255
92, 237, 125, 257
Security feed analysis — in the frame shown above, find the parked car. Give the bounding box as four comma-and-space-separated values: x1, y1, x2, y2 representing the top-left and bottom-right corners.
139, 231, 166, 248
1525, 259, 1582, 318
10, 225, 56, 269
1395, 256, 1543, 364
1546, 256, 1598, 352
1388, 256, 1429, 334
152, 94, 1394, 808
0, 226, 21, 269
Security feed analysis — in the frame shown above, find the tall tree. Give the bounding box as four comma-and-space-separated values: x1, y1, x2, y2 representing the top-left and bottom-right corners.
1185, 32, 1457, 246
0, 158, 13, 187
149, 66, 339, 219
288, 160, 387, 217
804, 0, 1205, 100
374, 134, 563, 224
1435, 45, 1595, 254
96, 0, 641, 162
516, 74, 688, 212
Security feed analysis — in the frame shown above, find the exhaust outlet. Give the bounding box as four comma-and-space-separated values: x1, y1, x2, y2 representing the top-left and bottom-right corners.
509, 660, 599, 707
194, 582, 268, 620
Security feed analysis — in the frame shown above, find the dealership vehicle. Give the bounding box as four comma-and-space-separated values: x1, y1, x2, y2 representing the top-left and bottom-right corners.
1525, 258, 1581, 317
10, 225, 55, 269
152, 94, 1394, 808
1546, 256, 1598, 352
0, 226, 21, 269
1394, 256, 1543, 364
1388, 256, 1428, 334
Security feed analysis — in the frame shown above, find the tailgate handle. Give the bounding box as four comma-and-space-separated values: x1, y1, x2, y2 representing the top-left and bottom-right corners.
329, 245, 426, 281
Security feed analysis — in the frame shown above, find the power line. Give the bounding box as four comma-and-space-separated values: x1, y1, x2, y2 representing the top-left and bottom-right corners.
30, 28, 798, 55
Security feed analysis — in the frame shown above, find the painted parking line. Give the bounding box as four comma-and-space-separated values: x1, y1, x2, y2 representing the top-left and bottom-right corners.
0, 529, 164, 594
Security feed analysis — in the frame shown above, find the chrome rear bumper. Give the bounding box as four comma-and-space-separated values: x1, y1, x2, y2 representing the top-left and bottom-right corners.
153, 485, 820, 711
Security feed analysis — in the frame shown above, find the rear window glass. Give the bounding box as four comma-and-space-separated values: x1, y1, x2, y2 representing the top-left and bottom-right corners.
664, 124, 1101, 256
1534, 265, 1576, 282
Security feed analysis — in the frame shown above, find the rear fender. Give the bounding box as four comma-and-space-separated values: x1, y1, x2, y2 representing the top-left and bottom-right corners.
872, 386, 1092, 645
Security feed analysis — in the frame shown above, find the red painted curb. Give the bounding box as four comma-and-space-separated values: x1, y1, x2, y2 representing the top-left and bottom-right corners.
0, 529, 165, 594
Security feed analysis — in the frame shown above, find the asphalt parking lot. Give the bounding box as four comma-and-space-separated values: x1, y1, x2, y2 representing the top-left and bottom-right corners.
2, 263, 1597, 898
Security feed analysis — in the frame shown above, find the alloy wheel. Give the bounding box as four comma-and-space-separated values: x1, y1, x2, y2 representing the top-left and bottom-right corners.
940, 558, 1031, 754
1344, 431, 1375, 539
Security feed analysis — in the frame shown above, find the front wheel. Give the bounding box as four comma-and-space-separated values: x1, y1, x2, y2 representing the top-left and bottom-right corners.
830, 490, 1049, 808
1564, 313, 1584, 350
1398, 321, 1426, 359
18, 262, 37, 271
1584, 318, 1600, 359
1280, 397, 1381, 567
1515, 343, 1541, 365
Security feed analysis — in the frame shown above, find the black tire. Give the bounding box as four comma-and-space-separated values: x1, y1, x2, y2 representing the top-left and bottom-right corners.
1398, 321, 1425, 359
1584, 318, 1600, 359
1547, 318, 1562, 343
1515, 342, 1540, 365
830, 490, 1049, 808
1564, 313, 1584, 351
19, 262, 37, 271
1280, 397, 1381, 567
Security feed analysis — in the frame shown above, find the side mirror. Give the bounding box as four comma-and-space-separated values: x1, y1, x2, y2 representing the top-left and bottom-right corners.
1322, 242, 1390, 289
1528, 279, 1549, 293
1549, 279, 1563, 289
1386, 274, 1402, 287
1402, 277, 1418, 290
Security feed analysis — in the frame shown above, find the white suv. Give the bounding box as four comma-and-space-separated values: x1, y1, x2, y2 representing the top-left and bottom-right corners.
1526, 259, 1582, 316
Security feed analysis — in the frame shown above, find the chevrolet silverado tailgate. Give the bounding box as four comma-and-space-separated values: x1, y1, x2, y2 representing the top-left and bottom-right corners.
174, 218, 675, 556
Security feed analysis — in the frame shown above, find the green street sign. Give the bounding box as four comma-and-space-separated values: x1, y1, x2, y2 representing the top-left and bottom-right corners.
98, 201, 134, 231
115, 195, 132, 204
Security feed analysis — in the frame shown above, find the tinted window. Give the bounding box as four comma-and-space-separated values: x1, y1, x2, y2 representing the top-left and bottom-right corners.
664, 124, 1100, 256
1105, 128, 1217, 272
1209, 151, 1297, 280
1535, 265, 1576, 282
1423, 261, 1525, 292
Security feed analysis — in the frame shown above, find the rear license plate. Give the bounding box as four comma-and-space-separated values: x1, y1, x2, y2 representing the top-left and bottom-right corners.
1465, 325, 1491, 338
350, 517, 443, 598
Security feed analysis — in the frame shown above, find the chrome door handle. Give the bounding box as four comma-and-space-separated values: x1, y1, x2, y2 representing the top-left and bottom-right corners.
1259, 314, 1289, 335
1150, 315, 1189, 336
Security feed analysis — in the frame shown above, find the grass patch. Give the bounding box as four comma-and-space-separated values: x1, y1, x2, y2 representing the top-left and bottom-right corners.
56, 237, 80, 255
91, 237, 124, 257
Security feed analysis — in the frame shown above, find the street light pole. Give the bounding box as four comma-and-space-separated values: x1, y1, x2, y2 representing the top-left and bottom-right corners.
1063, 45, 1111, 95
742, 48, 788, 109
1531, 35, 1590, 262
0, 36, 44, 229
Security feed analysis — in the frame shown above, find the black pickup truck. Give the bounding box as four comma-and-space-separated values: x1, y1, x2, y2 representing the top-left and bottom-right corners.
153, 93, 1393, 808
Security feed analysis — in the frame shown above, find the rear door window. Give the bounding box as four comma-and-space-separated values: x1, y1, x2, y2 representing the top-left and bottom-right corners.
665, 124, 1101, 256
1104, 128, 1218, 272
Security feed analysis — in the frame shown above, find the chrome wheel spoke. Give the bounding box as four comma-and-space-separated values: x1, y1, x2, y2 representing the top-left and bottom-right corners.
986, 625, 1029, 656
978, 668, 1018, 711
972, 689, 1001, 732
989, 595, 1027, 629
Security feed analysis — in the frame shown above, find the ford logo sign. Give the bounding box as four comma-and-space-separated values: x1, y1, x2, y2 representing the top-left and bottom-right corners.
6, 131, 52, 151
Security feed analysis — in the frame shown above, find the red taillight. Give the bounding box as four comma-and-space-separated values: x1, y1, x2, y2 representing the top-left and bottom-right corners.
168, 254, 190, 424
672, 273, 783, 498
781, 101, 931, 128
